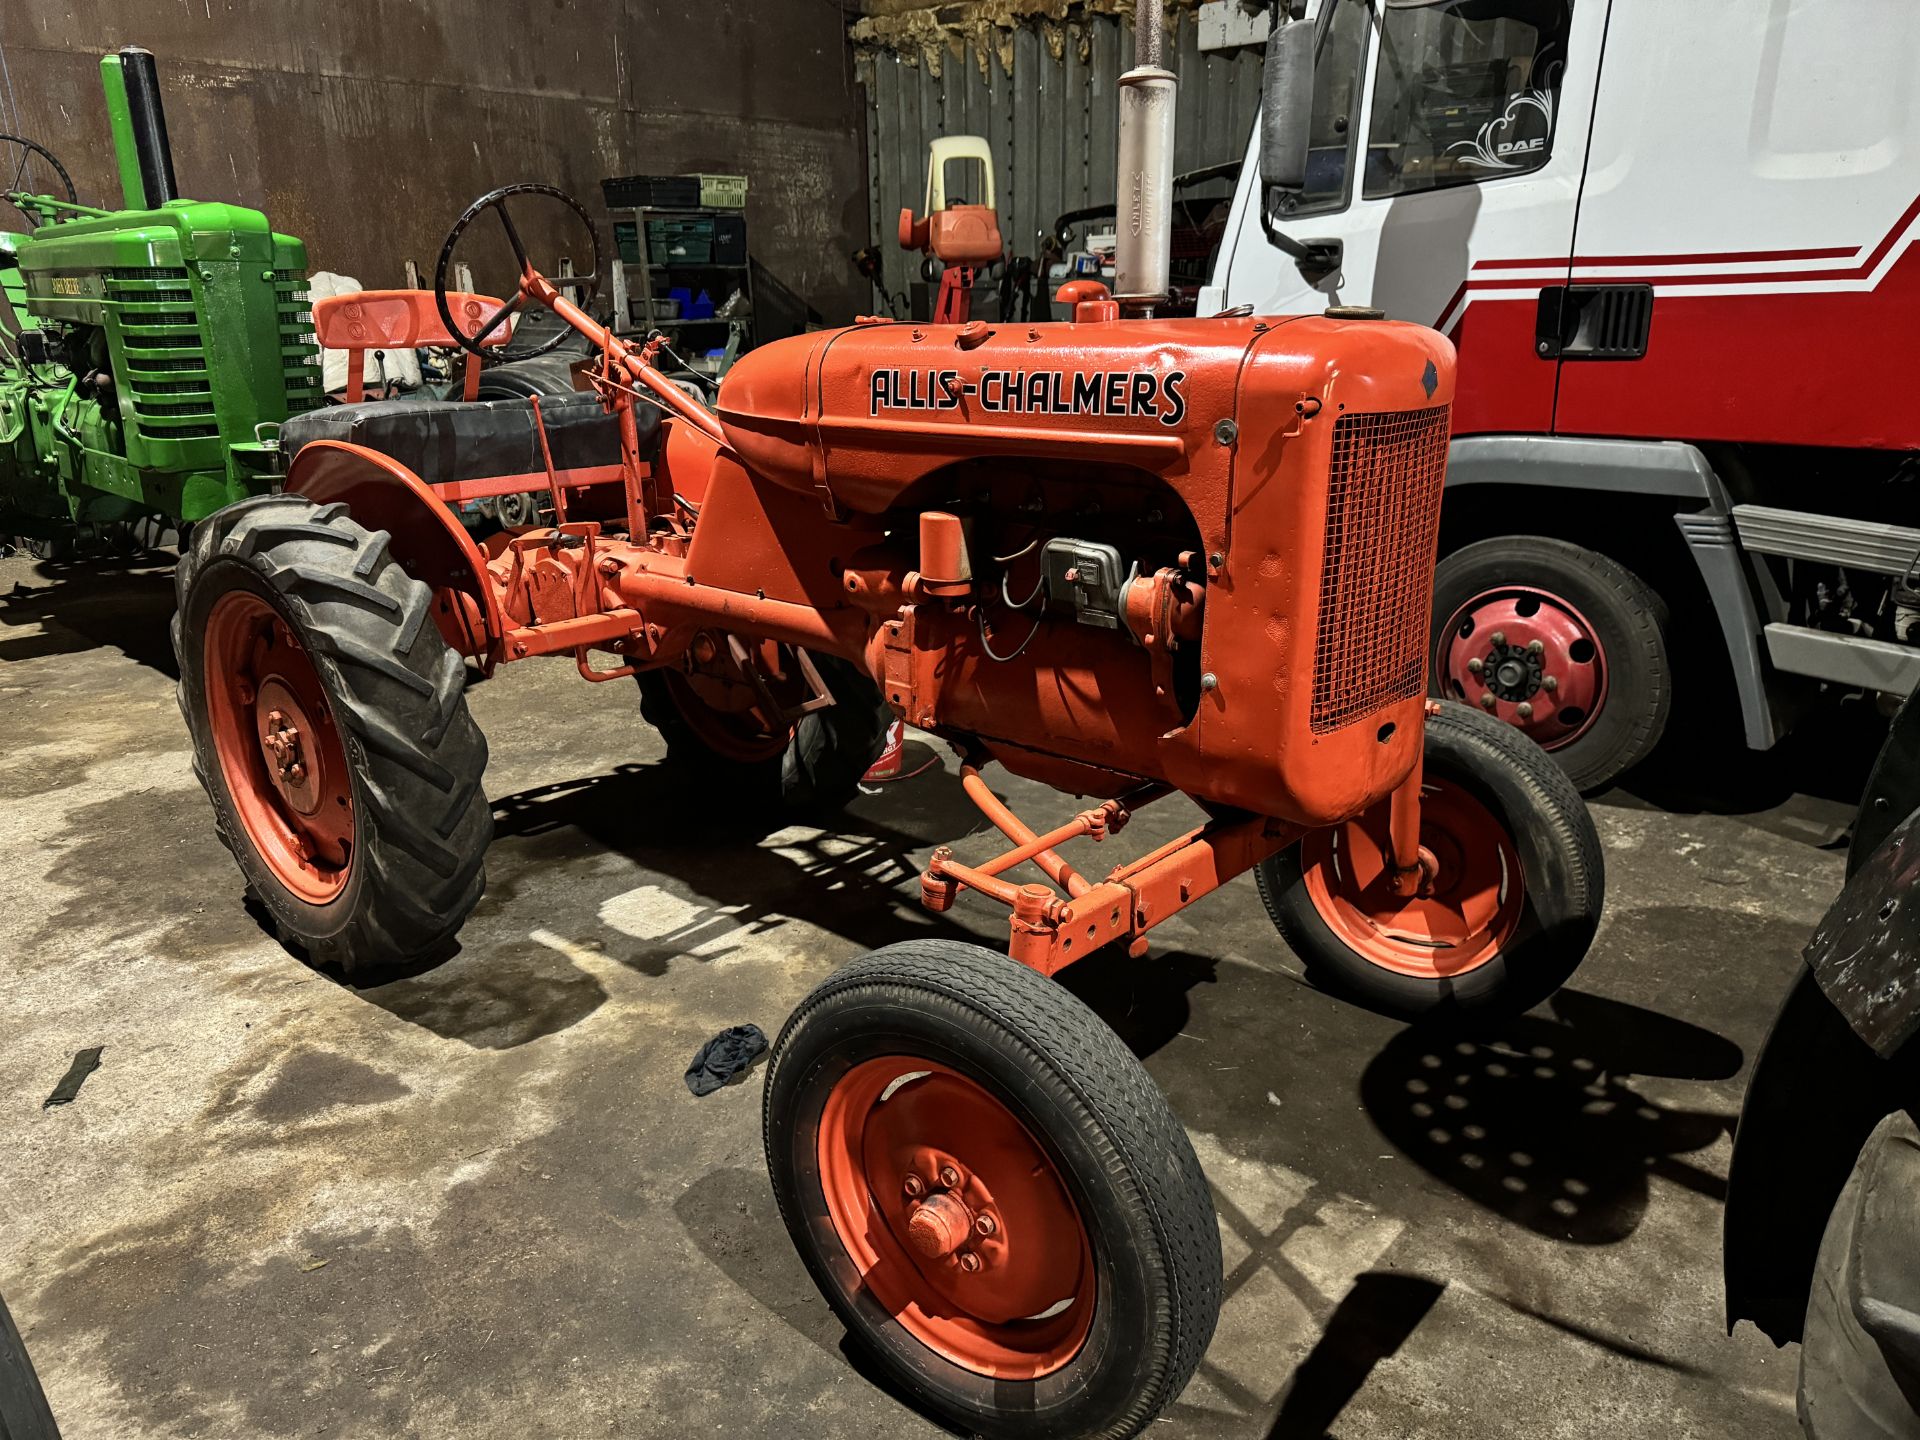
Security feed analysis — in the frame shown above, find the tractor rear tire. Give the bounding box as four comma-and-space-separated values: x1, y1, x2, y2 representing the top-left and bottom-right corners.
635, 652, 892, 814
1256, 702, 1604, 1023
173, 494, 492, 978
764, 939, 1221, 1439
1431, 536, 1670, 793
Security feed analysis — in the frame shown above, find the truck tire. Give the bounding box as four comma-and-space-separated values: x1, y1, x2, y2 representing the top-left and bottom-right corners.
634, 651, 891, 814
174, 495, 491, 977
763, 939, 1221, 1439
1256, 702, 1604, 1022
1431, 536, 1670, 792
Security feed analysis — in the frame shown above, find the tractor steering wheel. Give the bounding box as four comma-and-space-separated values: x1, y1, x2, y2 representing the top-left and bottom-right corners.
0, 133, 78, 226
433, 182, 603, 360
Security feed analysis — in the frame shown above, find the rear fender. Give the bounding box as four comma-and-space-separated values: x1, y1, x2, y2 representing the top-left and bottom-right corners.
285, 440, 503, 659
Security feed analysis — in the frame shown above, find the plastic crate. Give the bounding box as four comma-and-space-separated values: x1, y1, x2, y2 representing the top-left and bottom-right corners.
695, 173, 748, 208
602, 174, 701, 209
647, 218, 716, 265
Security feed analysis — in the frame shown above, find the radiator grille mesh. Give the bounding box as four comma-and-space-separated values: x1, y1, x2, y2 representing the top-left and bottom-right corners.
1310, 406, 1450, 733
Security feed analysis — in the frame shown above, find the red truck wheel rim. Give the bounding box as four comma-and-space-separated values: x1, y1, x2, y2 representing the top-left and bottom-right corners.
203, 593, 354, 903
816, 1057, 1095, 1378
1438, 587, 1607, 749
1303, 779, 1523, 978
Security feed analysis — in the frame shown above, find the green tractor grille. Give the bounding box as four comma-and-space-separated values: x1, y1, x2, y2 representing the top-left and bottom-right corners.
276, 269, 323, 415
107, 265, 220, 440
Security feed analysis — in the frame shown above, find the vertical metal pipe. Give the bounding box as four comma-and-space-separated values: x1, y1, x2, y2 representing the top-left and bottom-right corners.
97, 55, 147, 210
1113, 1, 1175, 312
118, 47, 178, 207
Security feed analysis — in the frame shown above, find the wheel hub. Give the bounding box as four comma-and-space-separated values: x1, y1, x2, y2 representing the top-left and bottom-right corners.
1439, 587, 1607, 749
202, 592, 355, 903
816, 1058, 1094, 1378
255, 681, 323, 815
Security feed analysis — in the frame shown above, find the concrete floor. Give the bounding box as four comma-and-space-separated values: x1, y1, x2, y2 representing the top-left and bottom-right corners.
0, 552, 1871, 1438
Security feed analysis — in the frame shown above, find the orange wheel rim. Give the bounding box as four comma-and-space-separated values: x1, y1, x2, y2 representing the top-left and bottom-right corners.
663, 669, 793, 764
1302, 778, 1522, 979
203, 592, 354, 903
817, 1058, 1096, 1378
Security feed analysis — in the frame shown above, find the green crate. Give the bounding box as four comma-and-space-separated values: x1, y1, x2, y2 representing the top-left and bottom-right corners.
647, 217, 716, 265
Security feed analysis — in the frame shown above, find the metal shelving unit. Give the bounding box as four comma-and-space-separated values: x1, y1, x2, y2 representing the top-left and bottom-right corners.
608, 205, 754, 376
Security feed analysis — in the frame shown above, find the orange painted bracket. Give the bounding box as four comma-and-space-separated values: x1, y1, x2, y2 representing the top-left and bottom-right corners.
924, 761, 1298, 977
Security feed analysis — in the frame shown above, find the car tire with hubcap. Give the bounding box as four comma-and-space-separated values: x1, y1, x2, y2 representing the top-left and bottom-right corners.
764, 939, 1221, 1438
1256, 703, 1604, 1022
174, 494, 492, 977
1430, 535, 1670, 793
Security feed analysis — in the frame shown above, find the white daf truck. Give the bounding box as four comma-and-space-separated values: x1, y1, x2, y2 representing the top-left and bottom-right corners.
1204, 0, 1920, 789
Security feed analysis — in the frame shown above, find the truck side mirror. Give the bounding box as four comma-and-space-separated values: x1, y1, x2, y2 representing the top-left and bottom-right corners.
1259, 10, 1316, 196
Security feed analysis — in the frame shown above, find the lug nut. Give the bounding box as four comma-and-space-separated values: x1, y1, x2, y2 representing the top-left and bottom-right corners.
1480, 693, 1497, 711
974, 1214, 997, 1238
1517, 702, 1534, 719
1466, 657, 1483, 676
958, 1251, 982, 1273
1543, 675, 1559, 692
903, 1174, 925, 1199
937, 1165, 961, 1189
1491, 630, 1506, 647
1528, 638, 1545, 656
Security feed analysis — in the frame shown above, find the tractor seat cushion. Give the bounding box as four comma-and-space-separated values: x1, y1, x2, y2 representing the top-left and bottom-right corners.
278, 390, 650, 485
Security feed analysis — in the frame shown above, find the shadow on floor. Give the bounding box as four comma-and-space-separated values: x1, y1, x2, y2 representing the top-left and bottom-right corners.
1609, 692, 1886, 838
0, 555, 182, 676
1358, 988, 1741, 1244
347, 759, 987, 1047
1265, 1271, 1446, 1439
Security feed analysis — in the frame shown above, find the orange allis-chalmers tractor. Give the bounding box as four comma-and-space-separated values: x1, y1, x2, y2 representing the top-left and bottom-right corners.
174, 50, 1601, 1436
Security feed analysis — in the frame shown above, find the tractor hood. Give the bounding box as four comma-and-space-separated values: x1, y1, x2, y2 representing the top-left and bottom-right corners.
714, 312, 1455, 516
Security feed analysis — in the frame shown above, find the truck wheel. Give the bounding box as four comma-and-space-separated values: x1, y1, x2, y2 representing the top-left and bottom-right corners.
764, 939, 1220, 1439
635, 650, 891, 813
1431, 536, 1670, 792
174, 495, 492, 977
1256, 703, 1604, 1022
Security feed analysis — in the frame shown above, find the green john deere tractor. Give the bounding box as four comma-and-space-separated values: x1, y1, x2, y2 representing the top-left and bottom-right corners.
0, 47, 321, 554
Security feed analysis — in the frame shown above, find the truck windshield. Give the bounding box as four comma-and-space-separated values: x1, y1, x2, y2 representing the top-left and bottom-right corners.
1363, 0, 1573, 199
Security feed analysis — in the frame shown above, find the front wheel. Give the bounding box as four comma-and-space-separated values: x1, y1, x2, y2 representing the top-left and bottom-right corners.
174, 495, 492, 977
1256, 702, 1604, 1022
763, 940, 1221, 1438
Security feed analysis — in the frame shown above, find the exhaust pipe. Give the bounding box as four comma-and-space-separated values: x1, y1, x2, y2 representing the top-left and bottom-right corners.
1113, 0, 1175, 314
120, 48, 180, 207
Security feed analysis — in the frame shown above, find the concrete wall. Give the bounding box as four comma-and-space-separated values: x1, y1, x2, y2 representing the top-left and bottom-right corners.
3, 2, 870, 323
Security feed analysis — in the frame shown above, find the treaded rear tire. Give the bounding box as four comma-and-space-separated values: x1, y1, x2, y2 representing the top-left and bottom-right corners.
635, 651, 891, 813
764, 939, 1221, 1439
1257, 702, 1604, 1022
173, 494, 491, 977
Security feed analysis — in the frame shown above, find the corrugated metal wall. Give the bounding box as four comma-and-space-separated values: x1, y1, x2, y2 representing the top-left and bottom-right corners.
858, 9, 1264, 317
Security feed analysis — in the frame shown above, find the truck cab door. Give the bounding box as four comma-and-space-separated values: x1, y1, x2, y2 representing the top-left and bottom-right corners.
1207, 0, 1602, 435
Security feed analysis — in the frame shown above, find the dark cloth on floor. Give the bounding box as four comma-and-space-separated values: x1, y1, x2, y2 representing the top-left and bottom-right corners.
685, 1024, 768, 1097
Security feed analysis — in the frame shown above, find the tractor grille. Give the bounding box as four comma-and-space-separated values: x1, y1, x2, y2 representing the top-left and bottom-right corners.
107, 267, 220, 440
1309, 405, 1450, 733
276, 269, 324, 415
